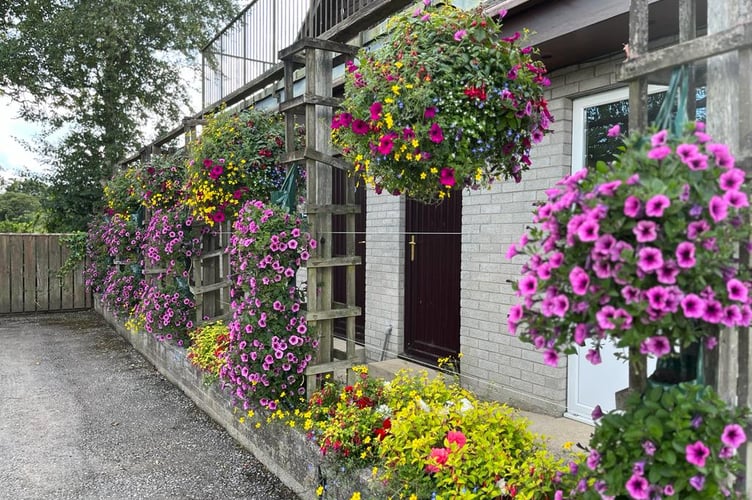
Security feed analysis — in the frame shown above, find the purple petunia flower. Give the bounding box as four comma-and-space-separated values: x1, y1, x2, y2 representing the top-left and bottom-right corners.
642, 440, 656, 456
642, 335, 671, 357
586, 449, 601, 470
577, 219, 600, 242
423, 106, 437, 119
591, 405, 604, 421
689, 475, 705, 491
543, 349, 559, 367
453, 29, 467, 41
651, 129, 668, 147
724, 189, 749, 208
369, 101, 383, 121
585, 348, 601, 365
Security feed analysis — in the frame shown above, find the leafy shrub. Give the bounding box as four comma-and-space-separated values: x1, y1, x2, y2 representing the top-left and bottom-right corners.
188, 321, 230, 378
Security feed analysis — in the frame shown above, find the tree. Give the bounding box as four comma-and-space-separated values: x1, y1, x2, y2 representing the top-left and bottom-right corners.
0, 177, 49, 232
0, 0, 236, 231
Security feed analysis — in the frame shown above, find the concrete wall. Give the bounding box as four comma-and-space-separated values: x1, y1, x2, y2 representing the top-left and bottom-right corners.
362, 53, 625, 416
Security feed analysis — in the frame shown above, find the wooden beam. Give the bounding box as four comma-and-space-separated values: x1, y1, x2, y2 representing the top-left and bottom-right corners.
278, 38, 358, 60
618, 21, 752, 81
306, 256, 362, 268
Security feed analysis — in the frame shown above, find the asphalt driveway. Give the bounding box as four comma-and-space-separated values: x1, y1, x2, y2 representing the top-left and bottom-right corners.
0, 311, 298, 500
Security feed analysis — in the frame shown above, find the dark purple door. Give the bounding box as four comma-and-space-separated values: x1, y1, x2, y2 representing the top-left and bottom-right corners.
405, 196, 461, 364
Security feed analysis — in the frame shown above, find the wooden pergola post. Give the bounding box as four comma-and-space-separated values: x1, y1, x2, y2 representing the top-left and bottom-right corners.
278, 37, 364, 396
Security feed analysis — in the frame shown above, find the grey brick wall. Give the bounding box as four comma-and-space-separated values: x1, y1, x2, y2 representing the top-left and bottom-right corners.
364, 191, 405, 362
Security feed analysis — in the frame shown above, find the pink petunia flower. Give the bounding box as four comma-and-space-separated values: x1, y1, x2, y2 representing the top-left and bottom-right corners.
645, 194, 670, 217
369, 101, 383, 121
722, 424, 747, 449
689, 475, 705, 491
428, 122, 444, 143
577, 219, 600, 242
633, 220, 658, 242
685, 441, 710, 467
727, 278, 749, 302
453, 29, 467, 41
439, 167, 456, 187
709, 195, 729, 222
569, 266, 590, 295
675, 241, 696, 268
681, 294, 706, 319
607, 124, 621, 137
585, 348, 601, 365
543, 349, 559, 367
647, 145, 672, 160
724, 189, 749, 208
518, 275, 538, 296
625, 474, 650, 500
651, 129, 668, 147
719, 168, 745, 191
623, 195, 642, 217
637, 247, 664, 273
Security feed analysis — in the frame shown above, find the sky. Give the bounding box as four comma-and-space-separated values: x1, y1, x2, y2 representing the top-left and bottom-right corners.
0, 96, 48, 179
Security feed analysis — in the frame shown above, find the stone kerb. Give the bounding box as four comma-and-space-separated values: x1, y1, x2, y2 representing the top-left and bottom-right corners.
94, 296, 372, 499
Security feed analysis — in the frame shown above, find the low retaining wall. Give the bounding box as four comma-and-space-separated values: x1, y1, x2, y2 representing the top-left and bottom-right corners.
95, 299, 362, 499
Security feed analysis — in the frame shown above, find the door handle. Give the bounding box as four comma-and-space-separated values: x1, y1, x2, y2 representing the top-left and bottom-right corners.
409, 235, 416, 262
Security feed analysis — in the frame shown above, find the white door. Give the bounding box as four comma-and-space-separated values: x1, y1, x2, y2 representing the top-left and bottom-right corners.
565, 88, 666, 422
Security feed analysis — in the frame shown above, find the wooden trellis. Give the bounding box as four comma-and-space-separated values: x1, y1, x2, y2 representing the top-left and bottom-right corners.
278, 38, 364, 394
619, 0, 752, 493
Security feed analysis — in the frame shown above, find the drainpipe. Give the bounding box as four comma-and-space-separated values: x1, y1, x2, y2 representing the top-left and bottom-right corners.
380, 325, 393, 361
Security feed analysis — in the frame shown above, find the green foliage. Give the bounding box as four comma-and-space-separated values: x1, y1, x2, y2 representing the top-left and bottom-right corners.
187, 321, 230, 379
1, 0, 236, 231
0, 177, 48, 232
568, 383, 749, 499
58, 231, 88, 281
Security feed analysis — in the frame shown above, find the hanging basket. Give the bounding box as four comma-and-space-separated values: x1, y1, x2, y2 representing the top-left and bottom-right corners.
332, 0, 552, 203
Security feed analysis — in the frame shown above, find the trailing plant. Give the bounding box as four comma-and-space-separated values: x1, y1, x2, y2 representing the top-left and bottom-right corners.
99, 266, 146, 319
221, 200, 317, 411
188, 321, 230, 380
561, 383, 749, 499
137, 152, 188, 210
83, 213, 142, 293
58, 231, 87, 282
332, 0, 552, 202
103, 164, 143, 216
140, 206, 208, 276
508, 123, 752, 367
185, 107, 288, 225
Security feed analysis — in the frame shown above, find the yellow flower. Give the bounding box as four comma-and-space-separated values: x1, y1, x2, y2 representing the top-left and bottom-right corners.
430, 167, 438, 174
350, 493, 361, 500
391, 85, 400, 95
411, 139, 419, 148
384, 97, 394, 104
420, 172, 427, 180
384, 113, 394, 129
395, 61, 403, 69
316, 485, 324, 497
563, 441, 574, 450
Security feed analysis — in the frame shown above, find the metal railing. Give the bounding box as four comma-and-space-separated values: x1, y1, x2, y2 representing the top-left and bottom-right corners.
201, 0, 386, 107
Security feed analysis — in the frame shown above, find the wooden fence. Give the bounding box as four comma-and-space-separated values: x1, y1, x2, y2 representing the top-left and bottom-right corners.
0, 233, 91, 314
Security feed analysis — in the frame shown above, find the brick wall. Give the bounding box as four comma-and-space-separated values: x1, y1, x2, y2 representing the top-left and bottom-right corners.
363, 192, 405, 362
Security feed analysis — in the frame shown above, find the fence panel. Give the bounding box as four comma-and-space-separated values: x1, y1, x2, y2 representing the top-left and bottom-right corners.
0, 233, 91, 314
